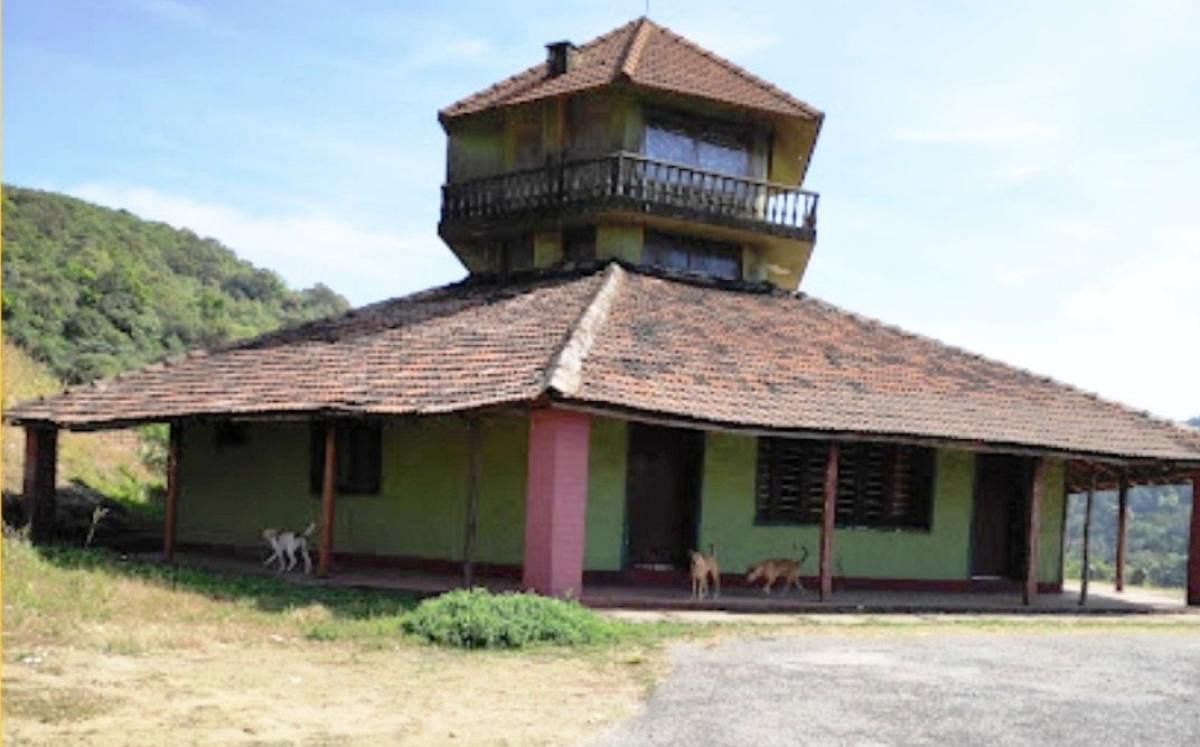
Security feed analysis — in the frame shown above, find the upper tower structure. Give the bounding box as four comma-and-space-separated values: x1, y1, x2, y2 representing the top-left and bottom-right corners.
437, 17, 824, 290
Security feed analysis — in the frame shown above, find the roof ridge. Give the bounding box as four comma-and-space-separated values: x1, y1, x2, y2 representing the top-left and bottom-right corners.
650, 20, 823, 118
618, 16, 653, 79
545, 263, 625, 396
792, 292, 1200, 449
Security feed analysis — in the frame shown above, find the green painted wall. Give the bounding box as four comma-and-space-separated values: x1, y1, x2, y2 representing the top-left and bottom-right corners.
596, 223, 643, 263
584, 417, 628, 571
178, 416, 528, 564
696, 432, 1067, 582
178, 415, 1064, 582
533, 229, 563, 268
177, 421, 312, 548
446, 119, 505, 183
1039, 459, 1067, 584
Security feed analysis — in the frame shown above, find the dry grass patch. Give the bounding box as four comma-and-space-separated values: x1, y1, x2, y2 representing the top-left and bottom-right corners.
1, 537, 676, 745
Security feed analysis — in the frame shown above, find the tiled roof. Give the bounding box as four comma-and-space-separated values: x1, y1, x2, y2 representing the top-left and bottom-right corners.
440, 17, 822, 121
8, 263, 1199, 465
6, 272, 606, 427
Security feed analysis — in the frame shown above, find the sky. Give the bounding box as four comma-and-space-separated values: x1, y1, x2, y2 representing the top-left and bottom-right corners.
4, 0, 1199, 421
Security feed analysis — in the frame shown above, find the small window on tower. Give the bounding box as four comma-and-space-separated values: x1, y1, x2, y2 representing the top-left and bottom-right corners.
643, 230, 741, 281
495, 234, 532, 272
563, 226, 596, 264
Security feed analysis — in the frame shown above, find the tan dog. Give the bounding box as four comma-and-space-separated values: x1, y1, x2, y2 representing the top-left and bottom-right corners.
689, 547, 720, 599
746, 546, 809, 594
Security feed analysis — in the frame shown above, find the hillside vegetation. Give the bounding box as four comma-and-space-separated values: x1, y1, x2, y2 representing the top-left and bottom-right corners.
1065, 482, 1194, 588
2, 338, 152, 497
2, 185, 348, 383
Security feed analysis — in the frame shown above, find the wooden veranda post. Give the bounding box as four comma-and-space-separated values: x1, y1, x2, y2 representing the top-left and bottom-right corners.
819, 442, 839, 601
1114, 471, 1129, 592
1079, 466, 1096, 606
1023, 457, 1046, 606
318, 423, 337, 578
162, 422, 182, 561
462, 417, 482, 586
1188, 470, 1200, 607
23, 425, 59, 544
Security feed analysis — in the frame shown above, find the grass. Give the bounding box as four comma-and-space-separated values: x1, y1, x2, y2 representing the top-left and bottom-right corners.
1, 534, 689, 652
0, 533, 682, 745
2, 536, 420, 649
3, 533, 1195, 745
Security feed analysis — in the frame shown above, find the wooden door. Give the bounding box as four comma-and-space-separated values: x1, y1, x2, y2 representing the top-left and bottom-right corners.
625, 424, 704, 570
971, 454, 1030, 579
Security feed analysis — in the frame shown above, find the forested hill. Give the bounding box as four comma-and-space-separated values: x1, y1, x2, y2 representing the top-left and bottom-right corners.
2, 186, 349, 383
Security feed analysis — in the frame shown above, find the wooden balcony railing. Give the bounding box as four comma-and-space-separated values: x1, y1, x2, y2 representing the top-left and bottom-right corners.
440, 152, 819, 238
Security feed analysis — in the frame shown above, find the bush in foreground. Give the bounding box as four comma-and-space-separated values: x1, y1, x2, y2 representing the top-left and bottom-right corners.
403, 588, 616, 649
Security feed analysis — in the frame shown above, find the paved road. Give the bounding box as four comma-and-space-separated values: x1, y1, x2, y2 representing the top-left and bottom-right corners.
595, 630, 1200, 746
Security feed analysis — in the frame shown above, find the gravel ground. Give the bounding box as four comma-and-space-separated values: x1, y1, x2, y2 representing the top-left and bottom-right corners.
594, 629, 1200, 746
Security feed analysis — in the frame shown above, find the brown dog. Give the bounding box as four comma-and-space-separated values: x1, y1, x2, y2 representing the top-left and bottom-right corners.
746, 546, 809, 594
689, 547, 720, 599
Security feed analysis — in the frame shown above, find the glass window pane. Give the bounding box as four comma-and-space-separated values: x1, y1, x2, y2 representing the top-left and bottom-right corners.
644, 125, 696, 165
697, 140, 751, 176
643, 230, 740, 280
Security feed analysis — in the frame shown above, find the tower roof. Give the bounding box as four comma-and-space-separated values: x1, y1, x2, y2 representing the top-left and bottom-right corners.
440, 17, 823, 122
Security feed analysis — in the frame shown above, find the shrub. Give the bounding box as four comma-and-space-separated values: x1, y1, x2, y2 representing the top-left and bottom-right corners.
403, 588, 615, 649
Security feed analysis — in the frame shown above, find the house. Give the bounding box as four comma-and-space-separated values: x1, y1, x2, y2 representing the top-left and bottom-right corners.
9, 18, 1200, 606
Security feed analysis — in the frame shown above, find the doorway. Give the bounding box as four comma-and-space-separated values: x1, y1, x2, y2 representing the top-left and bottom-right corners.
624, 423, 704, 571
970, 454, 1030, 579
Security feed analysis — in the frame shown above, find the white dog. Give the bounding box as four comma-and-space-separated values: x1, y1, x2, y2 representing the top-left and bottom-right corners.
262, 522, 316, 574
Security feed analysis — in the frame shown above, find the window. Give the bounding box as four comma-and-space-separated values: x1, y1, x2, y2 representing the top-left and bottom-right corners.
643, 230, 741, 280
486, 234, 532, 273
310, 422, 382, 495
755, 439, 935, 529
563, 226, 596, 263
643, 111, 755, 177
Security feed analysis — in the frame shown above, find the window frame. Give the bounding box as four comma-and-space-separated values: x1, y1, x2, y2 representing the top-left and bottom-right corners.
642, 108, 758, 178
643, 230, 742, 281
754, 438, 936, 531
309, 421, 383, 496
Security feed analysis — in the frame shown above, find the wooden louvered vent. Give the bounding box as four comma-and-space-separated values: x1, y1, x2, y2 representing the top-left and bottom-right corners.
755, 438, 935, 529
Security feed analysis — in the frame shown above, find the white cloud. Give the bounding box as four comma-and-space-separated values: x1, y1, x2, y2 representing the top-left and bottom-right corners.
68, 184, 464, 305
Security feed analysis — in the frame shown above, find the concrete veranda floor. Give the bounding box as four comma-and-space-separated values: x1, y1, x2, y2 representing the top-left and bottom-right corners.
157, 550, 1193, 616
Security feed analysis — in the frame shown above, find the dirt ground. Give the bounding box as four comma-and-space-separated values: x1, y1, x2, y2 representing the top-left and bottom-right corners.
3, 637, 656, 746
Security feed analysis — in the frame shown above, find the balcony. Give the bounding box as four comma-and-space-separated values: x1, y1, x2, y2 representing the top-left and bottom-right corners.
439, 152, 819, 241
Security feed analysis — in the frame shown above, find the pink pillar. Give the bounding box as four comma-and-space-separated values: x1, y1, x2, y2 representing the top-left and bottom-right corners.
522, 408, 590, 598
